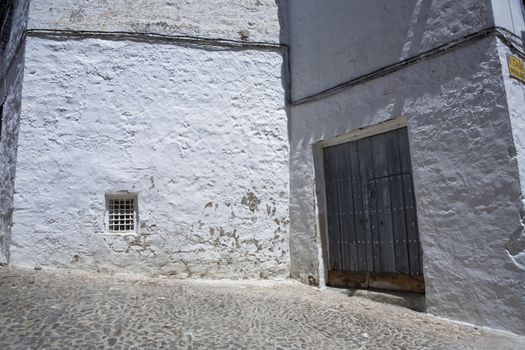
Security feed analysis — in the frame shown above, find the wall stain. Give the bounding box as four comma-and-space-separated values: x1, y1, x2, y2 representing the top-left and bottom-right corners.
241, 192, 260, 212
149, 176, 155, 189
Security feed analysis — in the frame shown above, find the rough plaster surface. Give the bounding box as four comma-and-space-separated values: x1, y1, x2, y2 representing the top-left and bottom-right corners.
288, 0, 494, 101
0, 0, 29, 73
498, 39, 525, 269
12, 37, 289, 279
492, 0, 525, 36
289, 36, 525, 334
28, 0, 283, 44
0, 0, 30, 264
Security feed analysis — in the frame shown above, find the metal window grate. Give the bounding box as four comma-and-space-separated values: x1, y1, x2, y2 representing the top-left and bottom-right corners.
108, 197, 136, 232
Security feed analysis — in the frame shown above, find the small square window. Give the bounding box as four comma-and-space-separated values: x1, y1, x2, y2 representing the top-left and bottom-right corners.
105, 194, 137, 234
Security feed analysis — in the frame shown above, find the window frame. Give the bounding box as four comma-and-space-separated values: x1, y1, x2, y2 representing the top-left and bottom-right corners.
104, 193, 138, 235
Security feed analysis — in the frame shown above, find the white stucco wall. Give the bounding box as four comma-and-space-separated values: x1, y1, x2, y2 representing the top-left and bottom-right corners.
0, 0, 30, 264
498, 39, 525, 270
492, 0, 525, 36
27, 0, 284, 44
289, 36, 525, 334
12, 36, 289, 279
288, 0, 494, 101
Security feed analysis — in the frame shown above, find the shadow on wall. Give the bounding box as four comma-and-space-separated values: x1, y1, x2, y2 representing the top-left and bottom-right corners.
276, 0, 292, 137
286, 0, 521, 289
288, 0, 496, 104
276, 0, 295, 280
287, 0, 499, 149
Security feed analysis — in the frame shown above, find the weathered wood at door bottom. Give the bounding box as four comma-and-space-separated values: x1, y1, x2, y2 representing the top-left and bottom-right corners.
327, 271, 425, 293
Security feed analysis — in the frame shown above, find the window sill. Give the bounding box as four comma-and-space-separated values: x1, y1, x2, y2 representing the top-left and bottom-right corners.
101, 231, 138, 236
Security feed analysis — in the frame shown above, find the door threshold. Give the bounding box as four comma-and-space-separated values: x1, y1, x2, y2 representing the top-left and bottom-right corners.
327, 271, 425, 293
327, 286, 426, 312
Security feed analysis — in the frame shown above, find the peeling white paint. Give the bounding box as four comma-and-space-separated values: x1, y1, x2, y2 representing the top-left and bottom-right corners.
11, 37, 289, 279
287, 0, 525, 336
289, 37, 525, 334
27, 0, 283, 44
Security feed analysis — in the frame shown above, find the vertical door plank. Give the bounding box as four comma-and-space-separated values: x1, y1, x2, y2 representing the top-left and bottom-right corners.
335, 143, 355, 271
357, 138, 377, 272
368, 135, 385, 273
371, 133, 396, 273
390, 174, 410, 274
387, 130, 410, 274
323, 146, 343, 271
342, 142, 359, 271
398, 129, 422, 275
349, 141, 367, 272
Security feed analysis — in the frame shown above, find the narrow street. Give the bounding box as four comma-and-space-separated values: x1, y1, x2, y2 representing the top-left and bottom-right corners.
0, 267, 522, 349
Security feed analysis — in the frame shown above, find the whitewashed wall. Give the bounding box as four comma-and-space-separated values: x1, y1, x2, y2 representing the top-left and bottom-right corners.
287, 0, 525, 335
287, 0, 497, 284
12, 37, 289, 279
11, 0, 290, 278
492, 0, 525, 36
0, 0, 30, 264
290, 35, 525, 334
288, 0, 493, 101
27, 0, 283, 43
498, 40, 525, 272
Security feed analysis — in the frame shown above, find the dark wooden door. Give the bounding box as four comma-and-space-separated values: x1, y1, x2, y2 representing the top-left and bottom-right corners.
323, 127, 424, 293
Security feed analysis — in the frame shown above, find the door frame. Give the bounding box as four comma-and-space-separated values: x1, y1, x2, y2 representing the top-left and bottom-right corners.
313, 116, 423, 292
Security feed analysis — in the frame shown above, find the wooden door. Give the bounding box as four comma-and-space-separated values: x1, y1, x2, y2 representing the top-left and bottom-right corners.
323, 127, 424, 293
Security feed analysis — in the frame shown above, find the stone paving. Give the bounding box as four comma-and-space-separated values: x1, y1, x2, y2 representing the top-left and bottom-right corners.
0, 267, 523, 349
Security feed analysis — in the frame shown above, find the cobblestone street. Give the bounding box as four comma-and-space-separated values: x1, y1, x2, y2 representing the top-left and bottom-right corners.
0, 267, 523, 349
